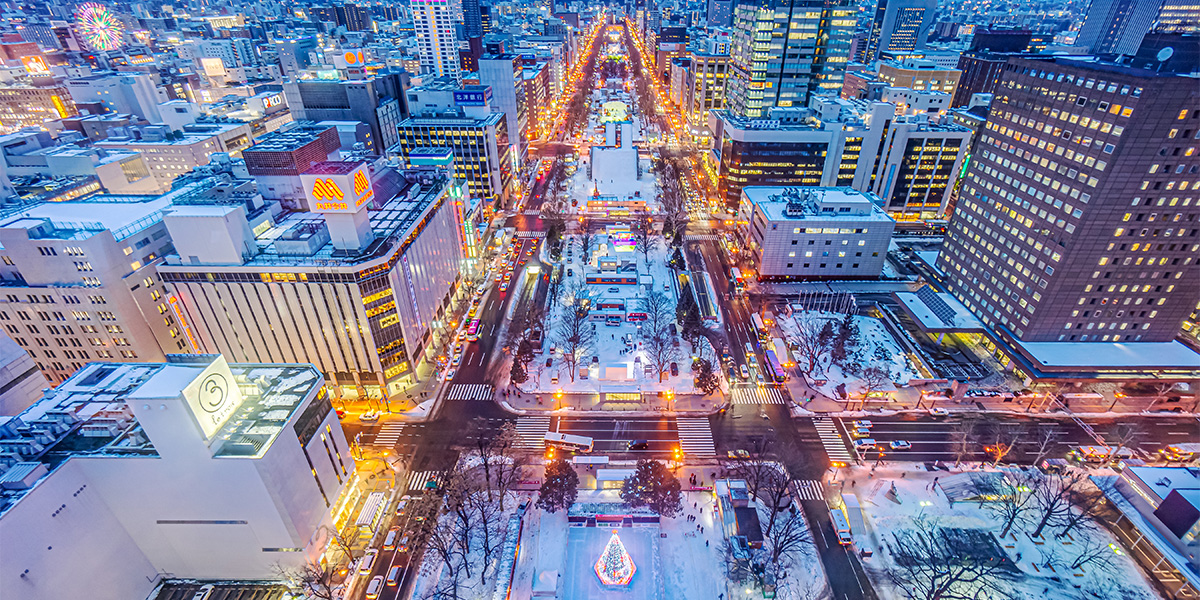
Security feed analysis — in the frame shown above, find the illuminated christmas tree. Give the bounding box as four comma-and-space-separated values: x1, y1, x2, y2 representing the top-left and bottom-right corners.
594, 530, 636, 586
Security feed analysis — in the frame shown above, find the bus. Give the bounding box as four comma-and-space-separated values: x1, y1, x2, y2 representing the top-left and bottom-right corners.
544, 432, 594, 452
771, 338, 794, 368
750, 313, 769, 341
466, 319, 482, 342
764, 350, 787, 383
730, 267, 745, 292
355, 492, 387, 535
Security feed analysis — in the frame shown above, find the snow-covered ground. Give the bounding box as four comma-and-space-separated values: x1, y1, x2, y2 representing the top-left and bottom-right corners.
523, 238, 696, 395
776, 311, 919, 400
840, 464, 1159, 600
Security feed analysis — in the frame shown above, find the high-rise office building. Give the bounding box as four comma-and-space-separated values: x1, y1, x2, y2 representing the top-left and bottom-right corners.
860, 0, 937, 65
1076, 0, 1200, 55
725, 0, 855, 118
478, 54, 528, 164
413, 0, 462, 84
282, 71, 409, 154
937, 57, 1200, 344
310, 4, 373, 31
464, 0, 485, 38
707, 0, 735, 26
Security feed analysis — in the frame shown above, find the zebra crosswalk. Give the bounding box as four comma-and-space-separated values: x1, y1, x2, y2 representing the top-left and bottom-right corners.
676, 417, 716, 458
684, 234, 719, 241
811, 417, 854, 462
372, 423, 406, 446
447, 384, 494, 401
521, 209, 541, 216
513, 416, 551, 449
731, 386, 786, 405
516, 230, 547, 238
406, 470, 446, 494
792, 479, 826, 502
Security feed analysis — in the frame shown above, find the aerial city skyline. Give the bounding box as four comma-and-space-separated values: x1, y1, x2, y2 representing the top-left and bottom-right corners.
0, 0, 1197, 599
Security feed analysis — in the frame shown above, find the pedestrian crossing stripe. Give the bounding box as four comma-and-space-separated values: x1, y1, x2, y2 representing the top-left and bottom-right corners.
448, 384, 494, 401
514, 416, 551, 449
676, 417, 716, 458
684, 234, 719, 241
516, 230, 547, 238
730, 386, 785, 405
811, 417, 854, 461
372, 423, 406, 446
407, 470, 446, 493
522, 210, 541, 215
792, 479, 825, 502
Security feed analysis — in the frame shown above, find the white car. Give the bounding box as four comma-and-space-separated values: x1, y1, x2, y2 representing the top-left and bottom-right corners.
852, 420, 873, 429
889, 440, 912, 450
853, 438, 877, 450
929, 407, 949, 417
360, 411, 381, 422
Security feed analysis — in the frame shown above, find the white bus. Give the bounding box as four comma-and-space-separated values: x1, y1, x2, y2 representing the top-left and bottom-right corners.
830, 508, 852, 545
355, 492, 387, 534
544, 431, 594, 452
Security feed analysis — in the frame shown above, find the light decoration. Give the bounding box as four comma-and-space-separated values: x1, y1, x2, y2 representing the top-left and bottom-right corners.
594, 530, 636, 586
75, 3, 125, 51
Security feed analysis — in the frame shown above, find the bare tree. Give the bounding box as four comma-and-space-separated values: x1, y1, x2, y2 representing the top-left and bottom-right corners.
465, 419, 529, 508
985, 470, 1039, 539
1056, 476, 1115, 540
578, 217, 596, 264
1030, 470, 1090, 538
1067, 535, 1118, 572
886, 527, 1015, 600
642, 288, 675, 340
950, 416, 980, 467
273, 561, 338, 600
983, 423, 1022, 466
632, 211, 657, 264
554, 301, 594, 382
852, 366, 891, 410
1024, 424, 1062, 466
1139, 381, 1177, 412
1104, 423, 1141, 464
642, 327, 679, 382
790, 313, 835, 381
765, 507, 814, 567
421, 509, 471, 600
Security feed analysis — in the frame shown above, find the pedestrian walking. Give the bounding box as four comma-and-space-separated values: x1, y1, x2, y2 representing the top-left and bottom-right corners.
705, 540, 709, 547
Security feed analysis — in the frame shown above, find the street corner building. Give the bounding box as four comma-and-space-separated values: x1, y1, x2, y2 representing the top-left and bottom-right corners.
0, 354, 353, 600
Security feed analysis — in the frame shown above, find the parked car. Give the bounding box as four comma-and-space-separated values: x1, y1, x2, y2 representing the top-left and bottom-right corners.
670, 362, 678, 376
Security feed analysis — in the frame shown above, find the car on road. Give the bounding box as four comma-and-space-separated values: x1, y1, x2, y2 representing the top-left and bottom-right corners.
889, 440, 912, 450
397, 534, 410, 552
395, 500, 407, 516
853, 438, 877, 450
500, 281, 509, 291
567, 268, 573, 277
626, 440, 649, 450
383, 527, 400, 550
929, 407, 949, 417
386, 566, 402, 587
851, 427, 872, 438
360, 411, 381, 422
852, 420, 873, 429
670, 362, 678, 377
359, 549, 378, 575
335, 407, 346, 419
444, 367, 457, 380
366, 576, 383, 599
739, 364, 749, 379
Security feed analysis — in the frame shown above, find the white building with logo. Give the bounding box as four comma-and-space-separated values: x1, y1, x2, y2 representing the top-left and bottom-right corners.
0, 354, 352, 600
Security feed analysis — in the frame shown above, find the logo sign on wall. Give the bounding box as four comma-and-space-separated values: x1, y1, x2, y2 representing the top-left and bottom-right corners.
182, 356, 245, 439
21, 55, 50, 76
301, 162, 374, 213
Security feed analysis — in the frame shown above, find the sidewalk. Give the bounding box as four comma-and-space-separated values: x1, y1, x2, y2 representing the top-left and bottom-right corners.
497, 386, 728, 417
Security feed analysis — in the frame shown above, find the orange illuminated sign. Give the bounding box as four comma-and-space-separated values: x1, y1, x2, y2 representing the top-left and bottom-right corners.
169, 295, 200, 351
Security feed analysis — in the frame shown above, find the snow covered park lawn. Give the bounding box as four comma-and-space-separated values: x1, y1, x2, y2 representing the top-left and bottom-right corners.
841, 464, 1159, 600
777, 310, 919, 401
523, 237, 696, 396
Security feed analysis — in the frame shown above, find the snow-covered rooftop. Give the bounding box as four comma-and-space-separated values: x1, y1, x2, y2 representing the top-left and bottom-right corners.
894, 289, 985, 332
1015, 339, 1200, 369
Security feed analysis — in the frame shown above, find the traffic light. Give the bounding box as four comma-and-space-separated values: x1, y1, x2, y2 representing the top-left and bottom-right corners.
673, 446, 683, 462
